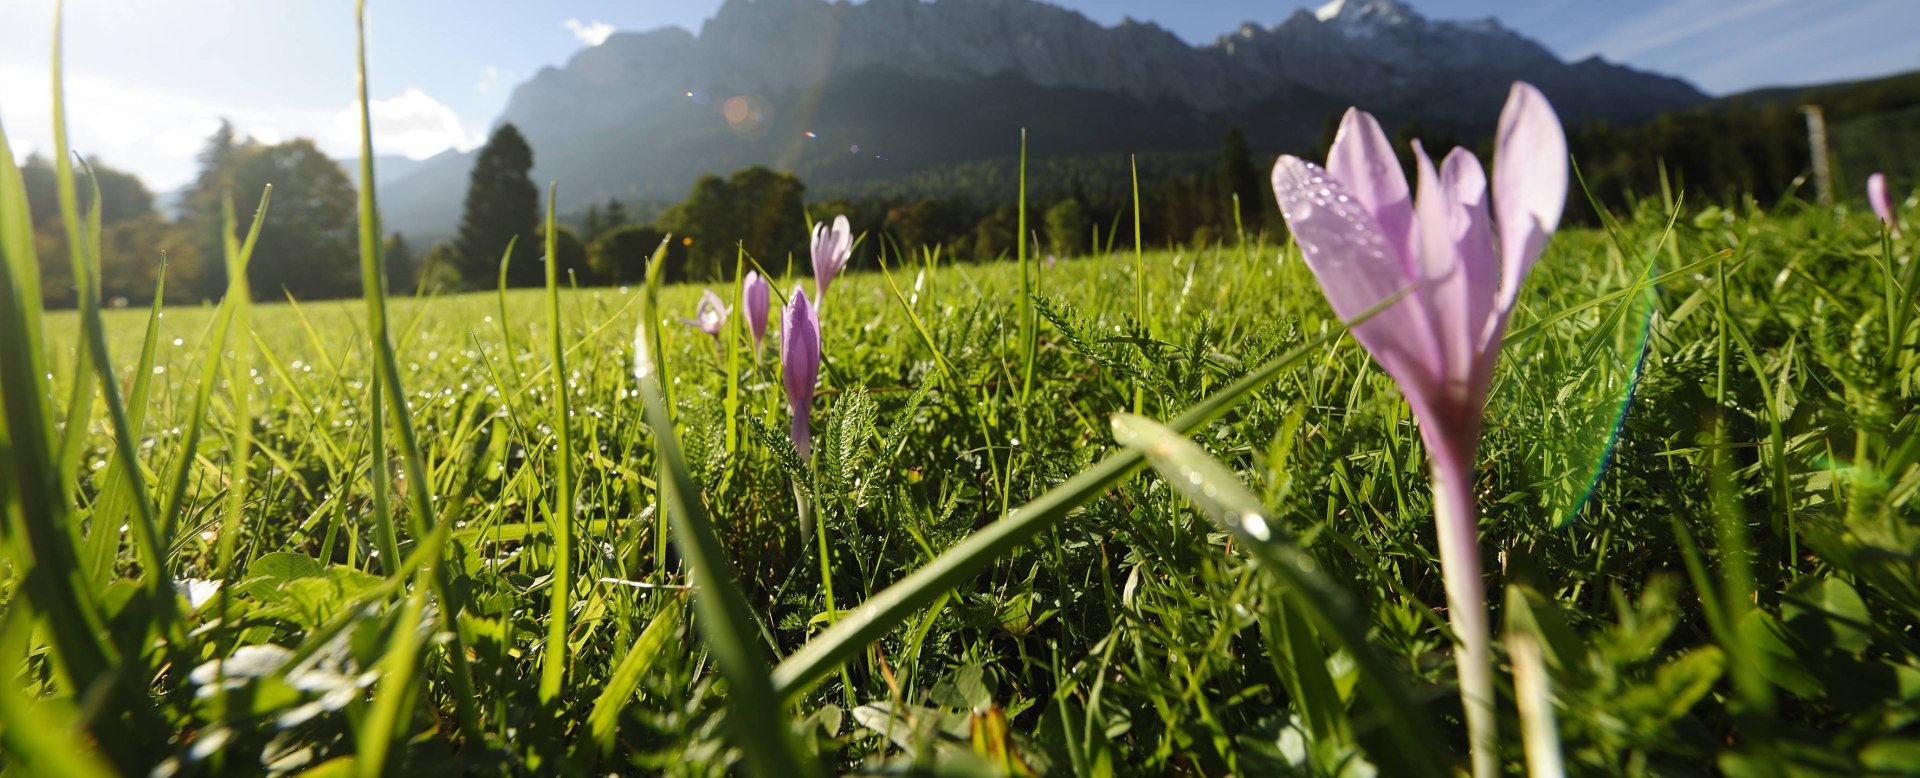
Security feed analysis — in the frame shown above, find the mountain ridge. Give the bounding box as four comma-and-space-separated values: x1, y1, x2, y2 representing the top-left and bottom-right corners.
379, 0, 1706, 240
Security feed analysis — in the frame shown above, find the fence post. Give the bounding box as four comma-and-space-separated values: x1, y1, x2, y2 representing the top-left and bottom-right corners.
1801, 104, 1833, 206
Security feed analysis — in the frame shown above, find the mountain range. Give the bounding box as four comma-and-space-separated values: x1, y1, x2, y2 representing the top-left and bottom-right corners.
378, 0, 1706, 241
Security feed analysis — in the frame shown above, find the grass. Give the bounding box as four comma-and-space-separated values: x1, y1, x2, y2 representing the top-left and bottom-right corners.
4, 8, 1919, 775
5, 184, 1916, 775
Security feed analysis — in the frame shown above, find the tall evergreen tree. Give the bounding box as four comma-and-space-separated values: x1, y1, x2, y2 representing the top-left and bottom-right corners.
453, 123, 539, 286
604, 198, 629, 232
582, 204, 605, 243
384, 233, 418, 294
1044, 198, 1089, 257
1217, 126, 1266, 234
180, 120, 247, 299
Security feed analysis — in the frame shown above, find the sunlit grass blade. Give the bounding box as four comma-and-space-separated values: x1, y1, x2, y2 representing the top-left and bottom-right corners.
1108, 413, 1450, 778
1710, 259, 1774, 717
1017, 128, 1035, 407
354, 583, 431, 778
1131, 154, 1146, 415
61, 149, 179, 632
212, 193, 254, 576
539, 180, 576, 703
589, 594, 687, 754
1502, 248, 1731, 346
633, 242, 817, 777
351, 0, 482, 736
874, 248, 956, 380
83, 262, 166, 585
768, 288, 1410, 701
0, 18, 117, 711
0, 148, 124, 702
1504, 586, 1566, 778
0, 606, 116, 778
158, 189, 267, 549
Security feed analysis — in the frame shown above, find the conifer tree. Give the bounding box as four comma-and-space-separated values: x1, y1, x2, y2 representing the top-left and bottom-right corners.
453, 123, 539, 286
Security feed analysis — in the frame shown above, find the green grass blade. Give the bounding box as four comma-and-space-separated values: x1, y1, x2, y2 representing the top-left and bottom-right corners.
354, 584, 431, 778
725, 244, 744, 459
874, 249, 956, 380
0, 606, 116, 778
0, 16, 117, 702
589, 595, 687, 753
633, 246, 817, 777
1109, 413, 1450, 777
1502, 248, 1731, 345
158, 188, 268, 550
83, 262, 166, 584
63, 155, 176, 620
1132, 154, 1147, 415
539, 181, 576, 703
767, 289, 1407, 699
211, 194, 256, 577
1017, 128, 1035, 407
351, 0, 482, 735
1504, 587, 1568, 778
495, 235, 521, 361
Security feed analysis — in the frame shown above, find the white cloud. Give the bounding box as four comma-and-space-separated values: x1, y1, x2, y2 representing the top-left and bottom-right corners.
0, 65, 482, 189
334, 87, 482, 160
476, 65, 514, 95
563, 18, 615, 47
152, 118, 225, 157
0, 64, 257, 188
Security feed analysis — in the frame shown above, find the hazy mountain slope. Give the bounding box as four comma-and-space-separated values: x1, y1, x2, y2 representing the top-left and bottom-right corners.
380, 0, 1708, 240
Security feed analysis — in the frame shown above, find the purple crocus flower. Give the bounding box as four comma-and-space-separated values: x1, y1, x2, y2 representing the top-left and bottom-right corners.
781, 286, 821, 459
742, 270, 771, 349
1868, 172, 1900, 238
811, 214, 852, 303
683, 288, 730, 342
1270, 81, 1567, 778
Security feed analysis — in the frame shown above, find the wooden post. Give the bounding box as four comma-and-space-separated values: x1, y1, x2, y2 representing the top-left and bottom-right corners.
1801, 105, 1833, 206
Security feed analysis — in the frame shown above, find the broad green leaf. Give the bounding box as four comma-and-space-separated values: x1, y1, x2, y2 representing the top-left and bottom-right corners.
1737, 609, 1822, 699
1782, 577, 1872, 655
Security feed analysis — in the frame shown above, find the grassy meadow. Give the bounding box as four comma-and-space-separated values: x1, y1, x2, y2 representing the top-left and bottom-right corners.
7, 180, 1918, 775
4, 7, 1920, 775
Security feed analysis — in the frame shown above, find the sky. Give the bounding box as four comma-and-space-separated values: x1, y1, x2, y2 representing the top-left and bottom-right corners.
2, 0, 1915, 193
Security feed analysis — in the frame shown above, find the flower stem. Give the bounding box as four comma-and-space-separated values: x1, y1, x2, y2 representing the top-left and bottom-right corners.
798, 480, 857, 707
1432, 459, 1497, 778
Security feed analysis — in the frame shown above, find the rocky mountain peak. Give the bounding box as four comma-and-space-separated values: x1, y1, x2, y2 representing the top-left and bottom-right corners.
1314, 0, 1424, 33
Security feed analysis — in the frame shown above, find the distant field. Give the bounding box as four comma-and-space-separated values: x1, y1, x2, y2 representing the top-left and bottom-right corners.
23, 192, 1918, 774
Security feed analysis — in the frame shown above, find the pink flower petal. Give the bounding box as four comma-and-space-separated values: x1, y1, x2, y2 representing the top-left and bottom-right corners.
1327, 108, 1416, 274
1438, 147, 1500, 367
743, 270, 770, 347
1412, 143, 1498, 395
1492, 82, 1567, 318
1868, 172, 1898, 235
1272, 155, 1439, 392
811, 215, 855, 301
780, 287, 821, 458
